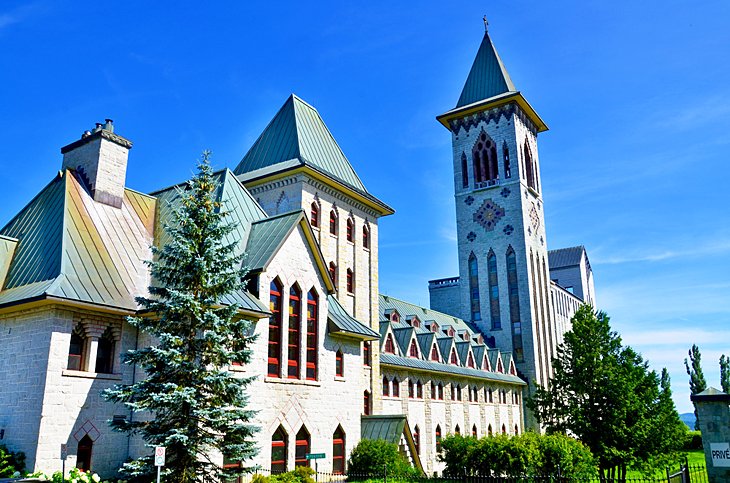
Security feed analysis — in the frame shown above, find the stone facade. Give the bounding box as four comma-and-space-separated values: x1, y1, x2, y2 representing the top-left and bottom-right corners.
692, 389, 730, 482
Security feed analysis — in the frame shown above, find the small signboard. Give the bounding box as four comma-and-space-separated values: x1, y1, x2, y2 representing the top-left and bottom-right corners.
305, 453, 325, 460
710, 442, 730, 467
154, 446, 166, 467
60, 444, 68, 460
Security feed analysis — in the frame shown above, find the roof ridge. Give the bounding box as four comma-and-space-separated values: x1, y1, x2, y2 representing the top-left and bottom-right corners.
456, 31, 517, 109
251, 209, 304, 225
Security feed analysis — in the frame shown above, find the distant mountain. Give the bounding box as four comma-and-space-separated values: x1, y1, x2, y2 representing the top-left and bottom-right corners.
680, 412, 696, 429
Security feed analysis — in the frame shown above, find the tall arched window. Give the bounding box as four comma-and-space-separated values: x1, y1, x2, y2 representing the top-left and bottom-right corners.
363, 341, 371, 367
384, 334, 395, 354
383, 376, 390, 396
268, 279, 283, 377
95, 327, 115, 374
469, 253, 481, 321
409, 339, 418, 358
288, 284, 302, 379
310, 202, 319, 228
306, 290, 318, 380
454, 424, 461, 435
413, 425, 420, 455
362, 225, 370, 249
363, 391, 371, 415
503, 141, 511, 178
346, 217, 354, 242
408, 379, 414, 398
507, 247, 524, 362
488, 424, 493, 436
76, 435, 93, 471
487, 250, 501, 330
457, 385, 462, 401
392, 377, 400, 397
438, 383, 444, 400
68, 327, 85, 371
333, 426, 346, 474
467, 352, 475, 369
416, 380, 423, 398
450, 350, 458, 365
461, 152, 469, 188
435, 425, 442, 452
472, 130, 499, 186
335, 350, 344, 377
346, 269, 354, 293
329, 262, 337, 285
472, 424, 477, 437
295, 426, 311, 467
430, 345, 439, 361
524, 140, 536, 191
329, 210, 338, 235
502, 424, 507, 435
271, 426, 288, 473
514, 424, 519, 435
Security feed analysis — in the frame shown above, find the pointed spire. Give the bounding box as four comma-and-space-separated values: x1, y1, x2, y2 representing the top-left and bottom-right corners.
455, 31, 516, 108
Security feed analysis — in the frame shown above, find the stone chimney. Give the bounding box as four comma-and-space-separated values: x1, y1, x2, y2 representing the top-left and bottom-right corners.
61, 119, 132, 208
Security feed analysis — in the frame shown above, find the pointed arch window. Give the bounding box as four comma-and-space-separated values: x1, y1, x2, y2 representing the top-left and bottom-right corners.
95, 327, 115, 374
346, 217, 355, 242
408, 379, 414, 398
329, 210, 338, 235
514, 424, 519, 435
333, 426, 346, 474
409, 339, 419, 358
467, 352, 475, 369
383, 376, 390, 396
457, 384, 462, 401
488, 424, 493, 436
295, 426, 311, 467
346, 269, 354, 293
502, 424, 507, 435
335, 349, 344, 377
363, 341, 371, 367
413, 425, 420, 455
435, 425, 442, 452
431, 381, 436, 398
461, 152, 469, 188
430, 345, 439, 362
306, 290, 318, 380
454, 424, 461, 435
329, 262, 337, 285
288, 284, 302, 379
469, 254, 481, 321
76, 435, 93, 471
450, 349, 458, 365
507, 247, 524, 362
472, 424, 478, 437
503, 141, 511, 179
488, 250, 501, 330
363, 391, 371, 415
268, 279, 283, 377
524, 140, 537, 191
310, 202, 320, 228
392, 377, 400, 397
384, 334, 395, 354
362, 225, 370, 249
438, 383, 444, 400
416, 380, 423, 398
473, 130, 499, 186
271, 426, 288, 474
68, 326, 86, 371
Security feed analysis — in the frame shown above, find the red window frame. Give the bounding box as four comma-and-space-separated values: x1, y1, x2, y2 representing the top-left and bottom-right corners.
363, 391, 371, 415
413, 425, 420, 455
288, 285, 301, 379
430, 345, 439, 362
467, 353, 475, 368
384, 335, 395, 354
310, 202, 319, 228
346, 218, 354, 242
362, 226, 370, 248
295, 427, 311, 468
271, 427, 287, 474
408, 379, 414, 399
268, 280, 283, 377
346, 269, 354, 293
363, 341, 371, 367
435, 425, 442, 452
329, 262, 337, 285
305, 290, 318, 380
333, 426, 346, 475
335, 350, 344, 377
438, 383, 444, 400
416, 380, 423, 399
382, 376, 390, 396
450, 350, 458, 365
409, 340, 418, 358
329, 211, 338, 235
392, 378, 400, 397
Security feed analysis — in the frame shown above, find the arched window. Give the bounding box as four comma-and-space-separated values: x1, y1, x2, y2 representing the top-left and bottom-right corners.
76, 435, 93, 471
295, 426, 311, 467
503, 141, 511, 178
416, 380, 423, 399
95, 327, 115, 374
409, 340, 419, 358
438, 383, 444, 400
271, 426, 288, 473
430, 381, 436, 398
467, 353, 475, 369
346, 269, 354, 293
488, 424, 493, 436
310, 202, 319, 228
450, 384, 456, 400
329, 262, 337, 285
384, 334, 395, 354
306, 290, 318, 380
435, 425, 442, 452
488, 250, 501, 330
333, 426, 346, 474
346, 218, 354, 242
383, 376, 390, 396
469, 253, 481, 321
507, 247, 524, 362
430, 345, 439, 361
502, 424, 507, 435
472, 130, 499, 186
362, 225, 370, 249
363, 391, 371, 415
288, 285, 302, 379
472, 424, 477, 437
413, 425, 420, 455
514, 424, 519, 435
454, 424, 461, 435
392, 377, 400, 397
363, 341, 371, 367
68, 327, 85, 371
408, 379, 414, 398
457, 385, 462, 401
524, 140, 536, 191
450, 350, 458, 365
329, 210, 338, 235
461, 152, 469, 188
268, 279, 283, 377
335, 350, 344, 377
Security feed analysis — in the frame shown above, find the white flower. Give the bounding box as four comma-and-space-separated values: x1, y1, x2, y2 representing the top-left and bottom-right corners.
71, 478, 78, 483
92, 474, 101, 482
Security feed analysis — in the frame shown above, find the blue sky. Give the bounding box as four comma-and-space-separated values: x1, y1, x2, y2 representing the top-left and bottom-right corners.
1, 1, 728, 413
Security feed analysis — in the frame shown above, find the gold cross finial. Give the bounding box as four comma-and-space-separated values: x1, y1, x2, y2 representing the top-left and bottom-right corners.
483, 15, 489, 32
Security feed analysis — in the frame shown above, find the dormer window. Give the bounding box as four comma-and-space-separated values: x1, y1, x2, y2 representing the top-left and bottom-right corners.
450, 350, 458, 365
430, 345, 439, 362
409, 340, 419, 358
390, 312, 400, 323
406, 316, 420, 328
384, 334, 395, 354
467, 353, 475, 369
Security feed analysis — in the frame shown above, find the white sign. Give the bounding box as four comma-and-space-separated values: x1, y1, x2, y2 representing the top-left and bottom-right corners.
710, 442, 730, 467
154, 446, 166, 467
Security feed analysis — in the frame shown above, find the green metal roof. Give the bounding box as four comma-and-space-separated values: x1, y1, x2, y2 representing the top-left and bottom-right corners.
392, 326, 415, 354
456, 32, 516, 108
235, 94, 367, 192
327, 294, 379, 340
361, 415, 424, 474
456, 340, 471, 365
0, 235, 18, 289
379, 294, 481, 337
380, 353, 525, 386
245, 210, 303, 273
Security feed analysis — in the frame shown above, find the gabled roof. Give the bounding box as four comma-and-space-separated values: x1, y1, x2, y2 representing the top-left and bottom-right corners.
379, 353, 525, 386
393, 326, 415, 354
0, 235, 18, 289
327, 294, 379, 340
548, 245, 587, 269
361, 415, 424, 474
455, 341, 471, 365
245, 211, 304, 272
416, 332, 435, 359
235, 94, 366, 192
437, 336, 454, 363
456, 32, 516, 109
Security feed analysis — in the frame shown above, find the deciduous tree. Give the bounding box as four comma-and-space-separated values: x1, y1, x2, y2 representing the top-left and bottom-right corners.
720, 355, 730, 394
685, 344, 707, 429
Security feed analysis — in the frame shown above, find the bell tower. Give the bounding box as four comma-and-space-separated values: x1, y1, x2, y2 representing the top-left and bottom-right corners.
431, 28, 556, 392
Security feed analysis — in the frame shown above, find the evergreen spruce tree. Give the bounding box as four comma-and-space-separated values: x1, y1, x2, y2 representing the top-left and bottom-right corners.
721, 355, 730, 394
104, 152, 258, 482
684, 344, 707, 430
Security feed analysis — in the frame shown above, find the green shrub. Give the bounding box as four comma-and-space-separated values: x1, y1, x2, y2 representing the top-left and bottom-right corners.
0, 444, 26, 477
347, 439, 419, 479
251, 473, 271, 483
684, 431, 703, 450
267, 465, 315, 483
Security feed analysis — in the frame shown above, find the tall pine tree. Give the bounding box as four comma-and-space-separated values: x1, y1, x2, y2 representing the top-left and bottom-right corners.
104, 153, 258, 482
684, 344, 707, 430
721, 355, 730, 394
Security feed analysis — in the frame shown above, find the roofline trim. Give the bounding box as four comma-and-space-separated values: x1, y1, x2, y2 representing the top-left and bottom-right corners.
437, 92, 548, 133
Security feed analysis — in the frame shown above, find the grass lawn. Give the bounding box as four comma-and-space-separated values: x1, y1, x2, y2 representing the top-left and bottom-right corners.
624, 450, 707, 479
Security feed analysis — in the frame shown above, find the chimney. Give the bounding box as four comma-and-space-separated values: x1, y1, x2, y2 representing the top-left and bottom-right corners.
60, 119, 132, 208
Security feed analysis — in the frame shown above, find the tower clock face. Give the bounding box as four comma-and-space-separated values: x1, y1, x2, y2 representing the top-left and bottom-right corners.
529, 203, 540, 232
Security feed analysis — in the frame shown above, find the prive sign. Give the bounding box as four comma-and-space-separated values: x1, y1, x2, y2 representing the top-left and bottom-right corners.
710, 442, 730, 467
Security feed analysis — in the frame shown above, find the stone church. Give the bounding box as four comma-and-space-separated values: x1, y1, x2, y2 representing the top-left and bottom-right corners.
0, 30, 593, 478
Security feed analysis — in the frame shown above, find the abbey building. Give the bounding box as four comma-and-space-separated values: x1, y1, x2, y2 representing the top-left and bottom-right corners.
0, 30, 593, 478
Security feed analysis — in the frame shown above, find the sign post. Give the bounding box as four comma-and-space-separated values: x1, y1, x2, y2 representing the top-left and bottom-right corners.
305, 453, 325, 483
60, 444, 68, 479
154, 446, 166, 483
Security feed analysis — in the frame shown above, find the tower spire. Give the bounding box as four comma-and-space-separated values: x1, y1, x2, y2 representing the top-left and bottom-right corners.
483, 15, 488, 32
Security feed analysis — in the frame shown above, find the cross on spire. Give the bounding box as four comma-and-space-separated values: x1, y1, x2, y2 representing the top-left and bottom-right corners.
483, 15, 489, 32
